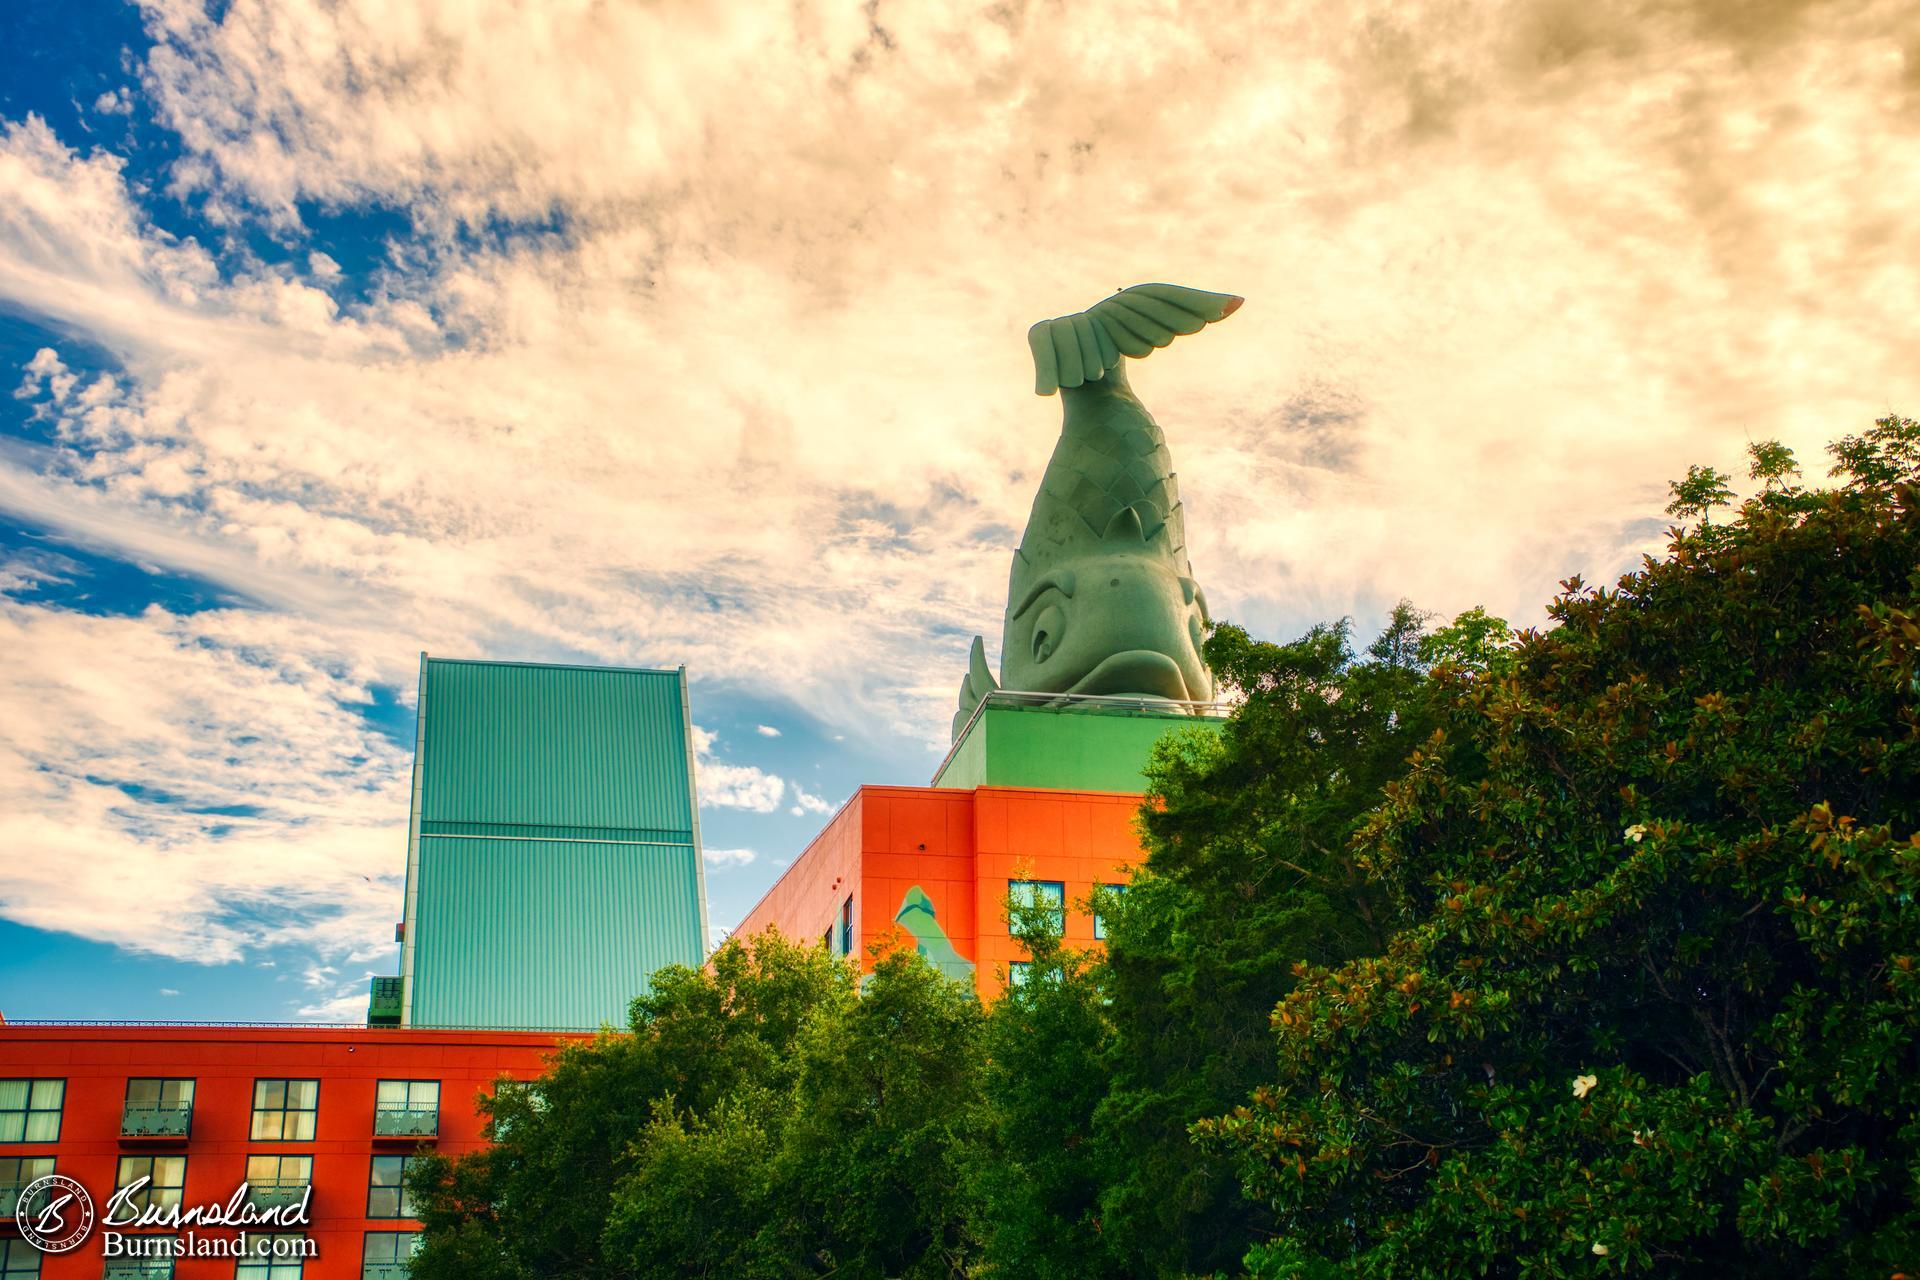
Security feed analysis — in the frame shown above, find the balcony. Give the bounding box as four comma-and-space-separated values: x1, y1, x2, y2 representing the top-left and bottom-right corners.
367, 976, 402, 1027
373, 1106, 439, 1139
362, 1266, 412, 1280
121, 1103, 193, 1139
103, 1262, 175, 1279
246, 1181, 312, 1212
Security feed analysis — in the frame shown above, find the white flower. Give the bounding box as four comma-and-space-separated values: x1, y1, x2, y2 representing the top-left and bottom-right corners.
1632, 1128, 1654, 1147
1572, 1073, 1598, 1099
1622, 824, 1647, 844
1592, 1241, 1609, 1256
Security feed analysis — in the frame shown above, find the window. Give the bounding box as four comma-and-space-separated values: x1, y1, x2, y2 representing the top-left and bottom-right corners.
0, 1080, 63, 1143
1008, 880, 1065, 933
123, 1079, 195, 1136
1008, 961, 1031, 988
839, 896, 854, 956
822, 927, 833, 953
361, 1231, 420, 1278
250, 1080, 319, 1142
116, 1155, 188, 1211
1092, 883, 1126, 941
367, 1155, 421, 1219
0, 1239, 41, 1278
245, 1155, 312, 1210
234, 1235, 308, 1279
0, 1156, 53, 1220
373, 1081, 440, 1136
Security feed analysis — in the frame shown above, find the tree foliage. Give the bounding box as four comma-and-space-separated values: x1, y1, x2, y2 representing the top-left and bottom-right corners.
411, 421, 1918, 1280
1201, 436, 1920, 1277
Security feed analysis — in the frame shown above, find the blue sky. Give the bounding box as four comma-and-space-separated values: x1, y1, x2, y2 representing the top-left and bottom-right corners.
0, 0, 1913, 1023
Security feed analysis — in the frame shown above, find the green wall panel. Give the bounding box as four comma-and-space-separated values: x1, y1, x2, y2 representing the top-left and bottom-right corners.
411, 836, 703, 1029
934, 703, 1225, 792
401, 658, 708, 1029
418, 660, 694, 835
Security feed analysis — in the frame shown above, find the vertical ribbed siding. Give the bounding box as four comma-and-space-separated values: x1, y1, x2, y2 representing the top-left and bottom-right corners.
411, 837, 702, 1029
418, 661, 693, 833
403, 658, 708, 1029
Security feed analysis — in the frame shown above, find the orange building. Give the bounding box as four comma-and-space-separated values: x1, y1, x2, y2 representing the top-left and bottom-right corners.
0, 1024, 568, 1279
734, 783, 1149, 998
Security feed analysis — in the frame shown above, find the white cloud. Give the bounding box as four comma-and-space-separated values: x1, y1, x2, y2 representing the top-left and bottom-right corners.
0, 0, 1914, 973
788, 786, 833, 817
702, 847, 757, 868
0, 600, 409, 965
296, 985, 372, 1023
689, 725, 787, 812
697, 764, 785, 813
755, 724, 781, 738
159, 987, 180, 997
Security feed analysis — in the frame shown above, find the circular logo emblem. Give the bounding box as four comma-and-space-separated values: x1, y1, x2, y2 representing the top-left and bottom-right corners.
16, 1174, 95, 1254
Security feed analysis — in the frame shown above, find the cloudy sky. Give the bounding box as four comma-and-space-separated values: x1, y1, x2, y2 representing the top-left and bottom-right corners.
0, 0, 1914, 1022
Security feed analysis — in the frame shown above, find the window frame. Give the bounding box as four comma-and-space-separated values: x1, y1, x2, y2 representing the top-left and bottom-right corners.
839, 895, 853, 956
233, 1234, 308, 1279
372, 1080, 440, 1138
366, 1154, 421, 1220
1007, 879, 1066, 933
1092, 882, 1126, 941
0, 1237, 44, 1278
0, 1078, 65, 1144
361, 1229, 421, 1274
373, 1080, 440, 1114
244, 1153, 313, 1208
115, 1153, 189, 1211
0, 1155, 55, 1220
249, 1079, 320, 1143
122, 1078, 196, 1138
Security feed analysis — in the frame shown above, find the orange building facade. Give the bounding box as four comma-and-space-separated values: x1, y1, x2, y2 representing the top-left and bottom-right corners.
734, 784, 1148, 997
0, 1024, 567, 1279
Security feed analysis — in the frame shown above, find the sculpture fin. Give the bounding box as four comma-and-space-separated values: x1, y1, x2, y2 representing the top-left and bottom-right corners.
951, 634, 1000, 741
1028, 283, 1243, 395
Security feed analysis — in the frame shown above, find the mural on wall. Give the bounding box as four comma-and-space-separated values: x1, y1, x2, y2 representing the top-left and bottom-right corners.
894, 886, 974, 980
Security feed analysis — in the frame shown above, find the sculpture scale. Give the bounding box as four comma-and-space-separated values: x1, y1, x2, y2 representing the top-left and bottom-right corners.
952, 283, 1242, 741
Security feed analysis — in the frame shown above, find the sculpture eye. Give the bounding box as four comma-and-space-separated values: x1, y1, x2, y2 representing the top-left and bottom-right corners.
1032, 604, 1065, 663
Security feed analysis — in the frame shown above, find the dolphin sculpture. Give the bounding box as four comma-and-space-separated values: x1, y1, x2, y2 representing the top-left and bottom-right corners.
953, 282, 1241, 741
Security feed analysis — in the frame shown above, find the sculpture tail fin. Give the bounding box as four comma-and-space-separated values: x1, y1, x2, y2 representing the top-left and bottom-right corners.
1027, 283, 1243, 396
951, 635, 999, 742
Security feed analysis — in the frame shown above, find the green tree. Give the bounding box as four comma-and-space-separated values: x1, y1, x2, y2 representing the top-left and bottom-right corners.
1665, 463, 1735, 524
969, 886, 1124, 1278
409, 932, 854, 1280
1078, 600, 1505, 1276
1202, 432, 1920, 1277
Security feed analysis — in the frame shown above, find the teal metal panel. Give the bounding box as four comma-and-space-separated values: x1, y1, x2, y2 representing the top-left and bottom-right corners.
410, 836, 703, 1029
400, 658, 707, 1029
417, 660, 694, 836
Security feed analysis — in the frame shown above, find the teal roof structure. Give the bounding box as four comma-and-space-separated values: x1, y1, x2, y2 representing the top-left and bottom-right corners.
399, 657, 708, 1029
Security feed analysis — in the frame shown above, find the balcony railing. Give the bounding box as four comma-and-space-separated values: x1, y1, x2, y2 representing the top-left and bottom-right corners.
103, 1261, 175, 1279
373, 1107, 439, 1138
362, 1265, 413, 1279
122, 1103, 193, 1137
246, 1181, 312, 1211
